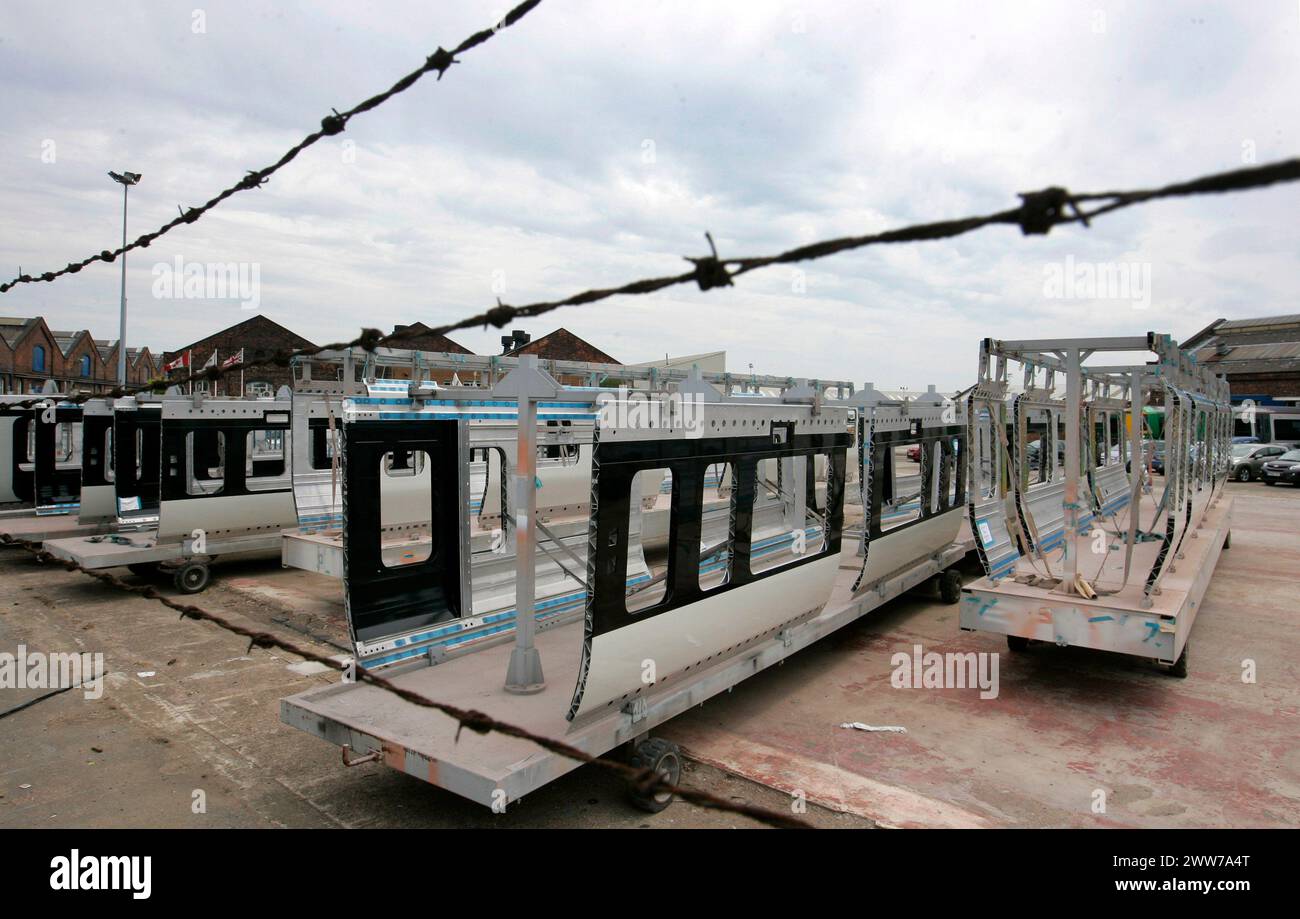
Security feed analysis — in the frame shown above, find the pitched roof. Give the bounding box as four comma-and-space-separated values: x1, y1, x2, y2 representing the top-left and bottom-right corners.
390, 322, 472, 354
505, 328, 619, 365
167, 314, 317, 356
0, 316, 38, 348
1186, 313, 1300, 376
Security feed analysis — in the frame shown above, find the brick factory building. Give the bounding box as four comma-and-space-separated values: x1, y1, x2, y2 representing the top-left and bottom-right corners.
163, 314, 316, 397
1184, 313, 1300, 403
0, 315, 162, 395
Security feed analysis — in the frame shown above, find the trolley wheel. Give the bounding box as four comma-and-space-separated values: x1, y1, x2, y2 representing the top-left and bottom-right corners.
174, 561, 211, 594
127, 562, 160, 578
938, 568, 963, 604
627, 737, 682, 814
1007, 635, 1031, 652
1223, 530, 1231, 550
1167, 646, 1188, 679
1235, 466, 1252, 482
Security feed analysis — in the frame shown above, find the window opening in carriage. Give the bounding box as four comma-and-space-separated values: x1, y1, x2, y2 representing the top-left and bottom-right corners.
974, 408, 998, 500
1052, 411, 1068, 479
803, 452, 830, 556
757, 456, 782, 503
1020, 408, 1049, 486
1092, 415, 1107, 468
751, 452, 830, 574
310, 424, 339, 471
469, 446, 508, 526
929, 441, 944, 514
880, 443, 922, 532
245, 429, 287, 490
185, 431, 225, 496
53, 422, 77, 463
698, 462, 735, 592
379, 449, 433, 567
103, 426, 114, 482
626, 467, 671, 613
948, 435, 966, 508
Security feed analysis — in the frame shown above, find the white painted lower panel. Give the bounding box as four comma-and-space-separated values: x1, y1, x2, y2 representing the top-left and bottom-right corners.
860, 508, 963, 588
77, 484, 117, 522
158, 492, 298, 544
569, 553, 840, 721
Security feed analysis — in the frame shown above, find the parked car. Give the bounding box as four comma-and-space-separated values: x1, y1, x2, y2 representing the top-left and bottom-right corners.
1023, 439, 1065, 471
1147, 440, 1167, 475
1230, 442, 1290, 481
1261, 449, 1300, 485
1232, 435, 1261, 445
905, 444, 922, 463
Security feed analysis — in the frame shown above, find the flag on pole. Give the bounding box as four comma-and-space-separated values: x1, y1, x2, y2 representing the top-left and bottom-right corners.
162, 352, 189, 372
202, 350, 218, 370
222, 348, 244, 369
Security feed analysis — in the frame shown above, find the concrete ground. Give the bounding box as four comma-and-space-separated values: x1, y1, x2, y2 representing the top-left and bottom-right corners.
1, 479, 1296, 828
664, 482, 1300, 828
0, 544, 863, 829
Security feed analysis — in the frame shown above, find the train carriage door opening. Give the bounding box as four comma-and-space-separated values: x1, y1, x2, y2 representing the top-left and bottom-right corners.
342, 419, 465, 645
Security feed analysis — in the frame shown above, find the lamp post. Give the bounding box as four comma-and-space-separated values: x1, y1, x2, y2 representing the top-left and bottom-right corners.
107, 170, 141, 386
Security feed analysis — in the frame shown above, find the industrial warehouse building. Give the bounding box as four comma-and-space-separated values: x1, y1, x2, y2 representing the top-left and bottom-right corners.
1184, 313, 1300, 441
0, 315, 163, 394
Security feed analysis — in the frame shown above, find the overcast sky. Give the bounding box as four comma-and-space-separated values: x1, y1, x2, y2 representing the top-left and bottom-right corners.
1, 0, 1297, 389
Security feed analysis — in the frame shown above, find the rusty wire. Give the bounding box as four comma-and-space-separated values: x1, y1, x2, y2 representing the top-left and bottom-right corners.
2, 156, 1297, 416
0, 0, 544, 295
0, 532, 810, 829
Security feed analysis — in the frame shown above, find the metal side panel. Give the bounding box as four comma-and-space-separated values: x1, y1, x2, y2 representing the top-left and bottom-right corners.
1019, 480, 1068, 555
571, 553, 841, 722
568, 404, 850, 723
157, 491, 299, 544
858, 508, 964, 588
1091, 463, 1132, 519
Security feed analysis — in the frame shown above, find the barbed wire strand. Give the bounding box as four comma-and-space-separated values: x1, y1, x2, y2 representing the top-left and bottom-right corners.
2, 156, 1296, 416
0, 533, 810, 829
0, 0, 544, 295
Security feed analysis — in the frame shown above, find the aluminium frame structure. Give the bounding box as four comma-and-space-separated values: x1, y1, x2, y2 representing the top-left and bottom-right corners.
960, 333, 1232, 672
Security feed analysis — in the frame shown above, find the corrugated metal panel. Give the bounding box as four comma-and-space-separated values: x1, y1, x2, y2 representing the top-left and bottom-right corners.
1216, 314, 1300, 331
1202, 343, 1300, 362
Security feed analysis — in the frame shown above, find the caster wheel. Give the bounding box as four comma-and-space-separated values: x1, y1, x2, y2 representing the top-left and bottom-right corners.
1007, 635, 1030, 652
1167, 647, 1188, 679
174, 561, 211, 594
128, 562, 161, 578
627, 738, 682, 814
939, 568, 963, 604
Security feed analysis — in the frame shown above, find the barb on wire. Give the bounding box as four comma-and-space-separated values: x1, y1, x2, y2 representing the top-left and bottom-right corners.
1, 156, 1297, 416
0, 533, 808, 829
0, 0, 544, 295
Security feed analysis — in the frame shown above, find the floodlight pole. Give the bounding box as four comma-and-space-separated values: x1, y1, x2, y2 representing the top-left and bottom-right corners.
108, 171, 140, 386
118, 180, 129, 385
